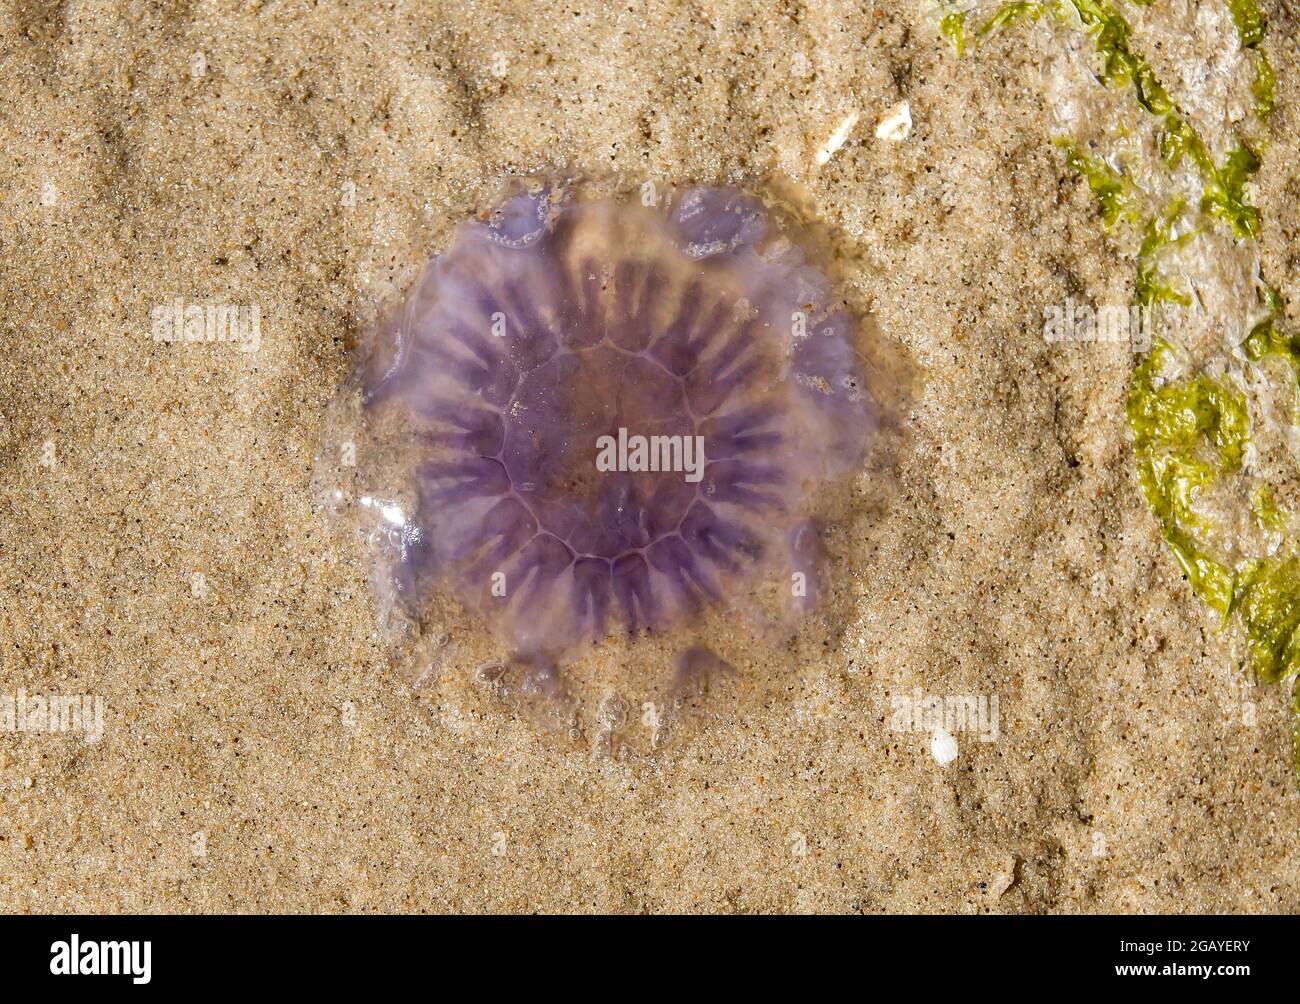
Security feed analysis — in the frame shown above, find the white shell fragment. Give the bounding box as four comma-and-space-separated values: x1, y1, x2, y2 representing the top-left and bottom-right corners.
875, 100, 912, 142
930, 727, 959, 766
814, 110, 860, 166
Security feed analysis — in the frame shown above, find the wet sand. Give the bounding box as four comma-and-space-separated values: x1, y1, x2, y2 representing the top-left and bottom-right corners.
1, 0, 1298, 912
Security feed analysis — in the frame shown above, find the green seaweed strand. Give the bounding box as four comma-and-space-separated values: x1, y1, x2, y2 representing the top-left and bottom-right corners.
1127, 343, 1245, 616
1225, 0, 1276, 117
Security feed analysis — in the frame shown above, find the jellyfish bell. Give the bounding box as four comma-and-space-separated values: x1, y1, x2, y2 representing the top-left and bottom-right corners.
318, 175, 893, 749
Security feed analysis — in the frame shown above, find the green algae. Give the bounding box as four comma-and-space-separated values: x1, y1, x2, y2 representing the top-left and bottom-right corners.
1252, 52, 1276, 118
1225, 0, 1276, 119
1202, 144, 1261, 239
938, 0, 1300, 772
1235, 558, 1300, 684
1135, 201, 1194, 308
1242, 282, 1289, 363
1226, 0, 1265, 48
976, 1, 1048, 37
1127, 343, 1245, 615
940, 8, 969, 55
1059, 143, 1143, 227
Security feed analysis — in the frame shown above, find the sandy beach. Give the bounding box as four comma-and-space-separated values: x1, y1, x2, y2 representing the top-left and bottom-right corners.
2, 0, 1298, 912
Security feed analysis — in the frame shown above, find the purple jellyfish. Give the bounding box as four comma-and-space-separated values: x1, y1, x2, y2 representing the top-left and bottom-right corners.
352, 178, 877, 688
